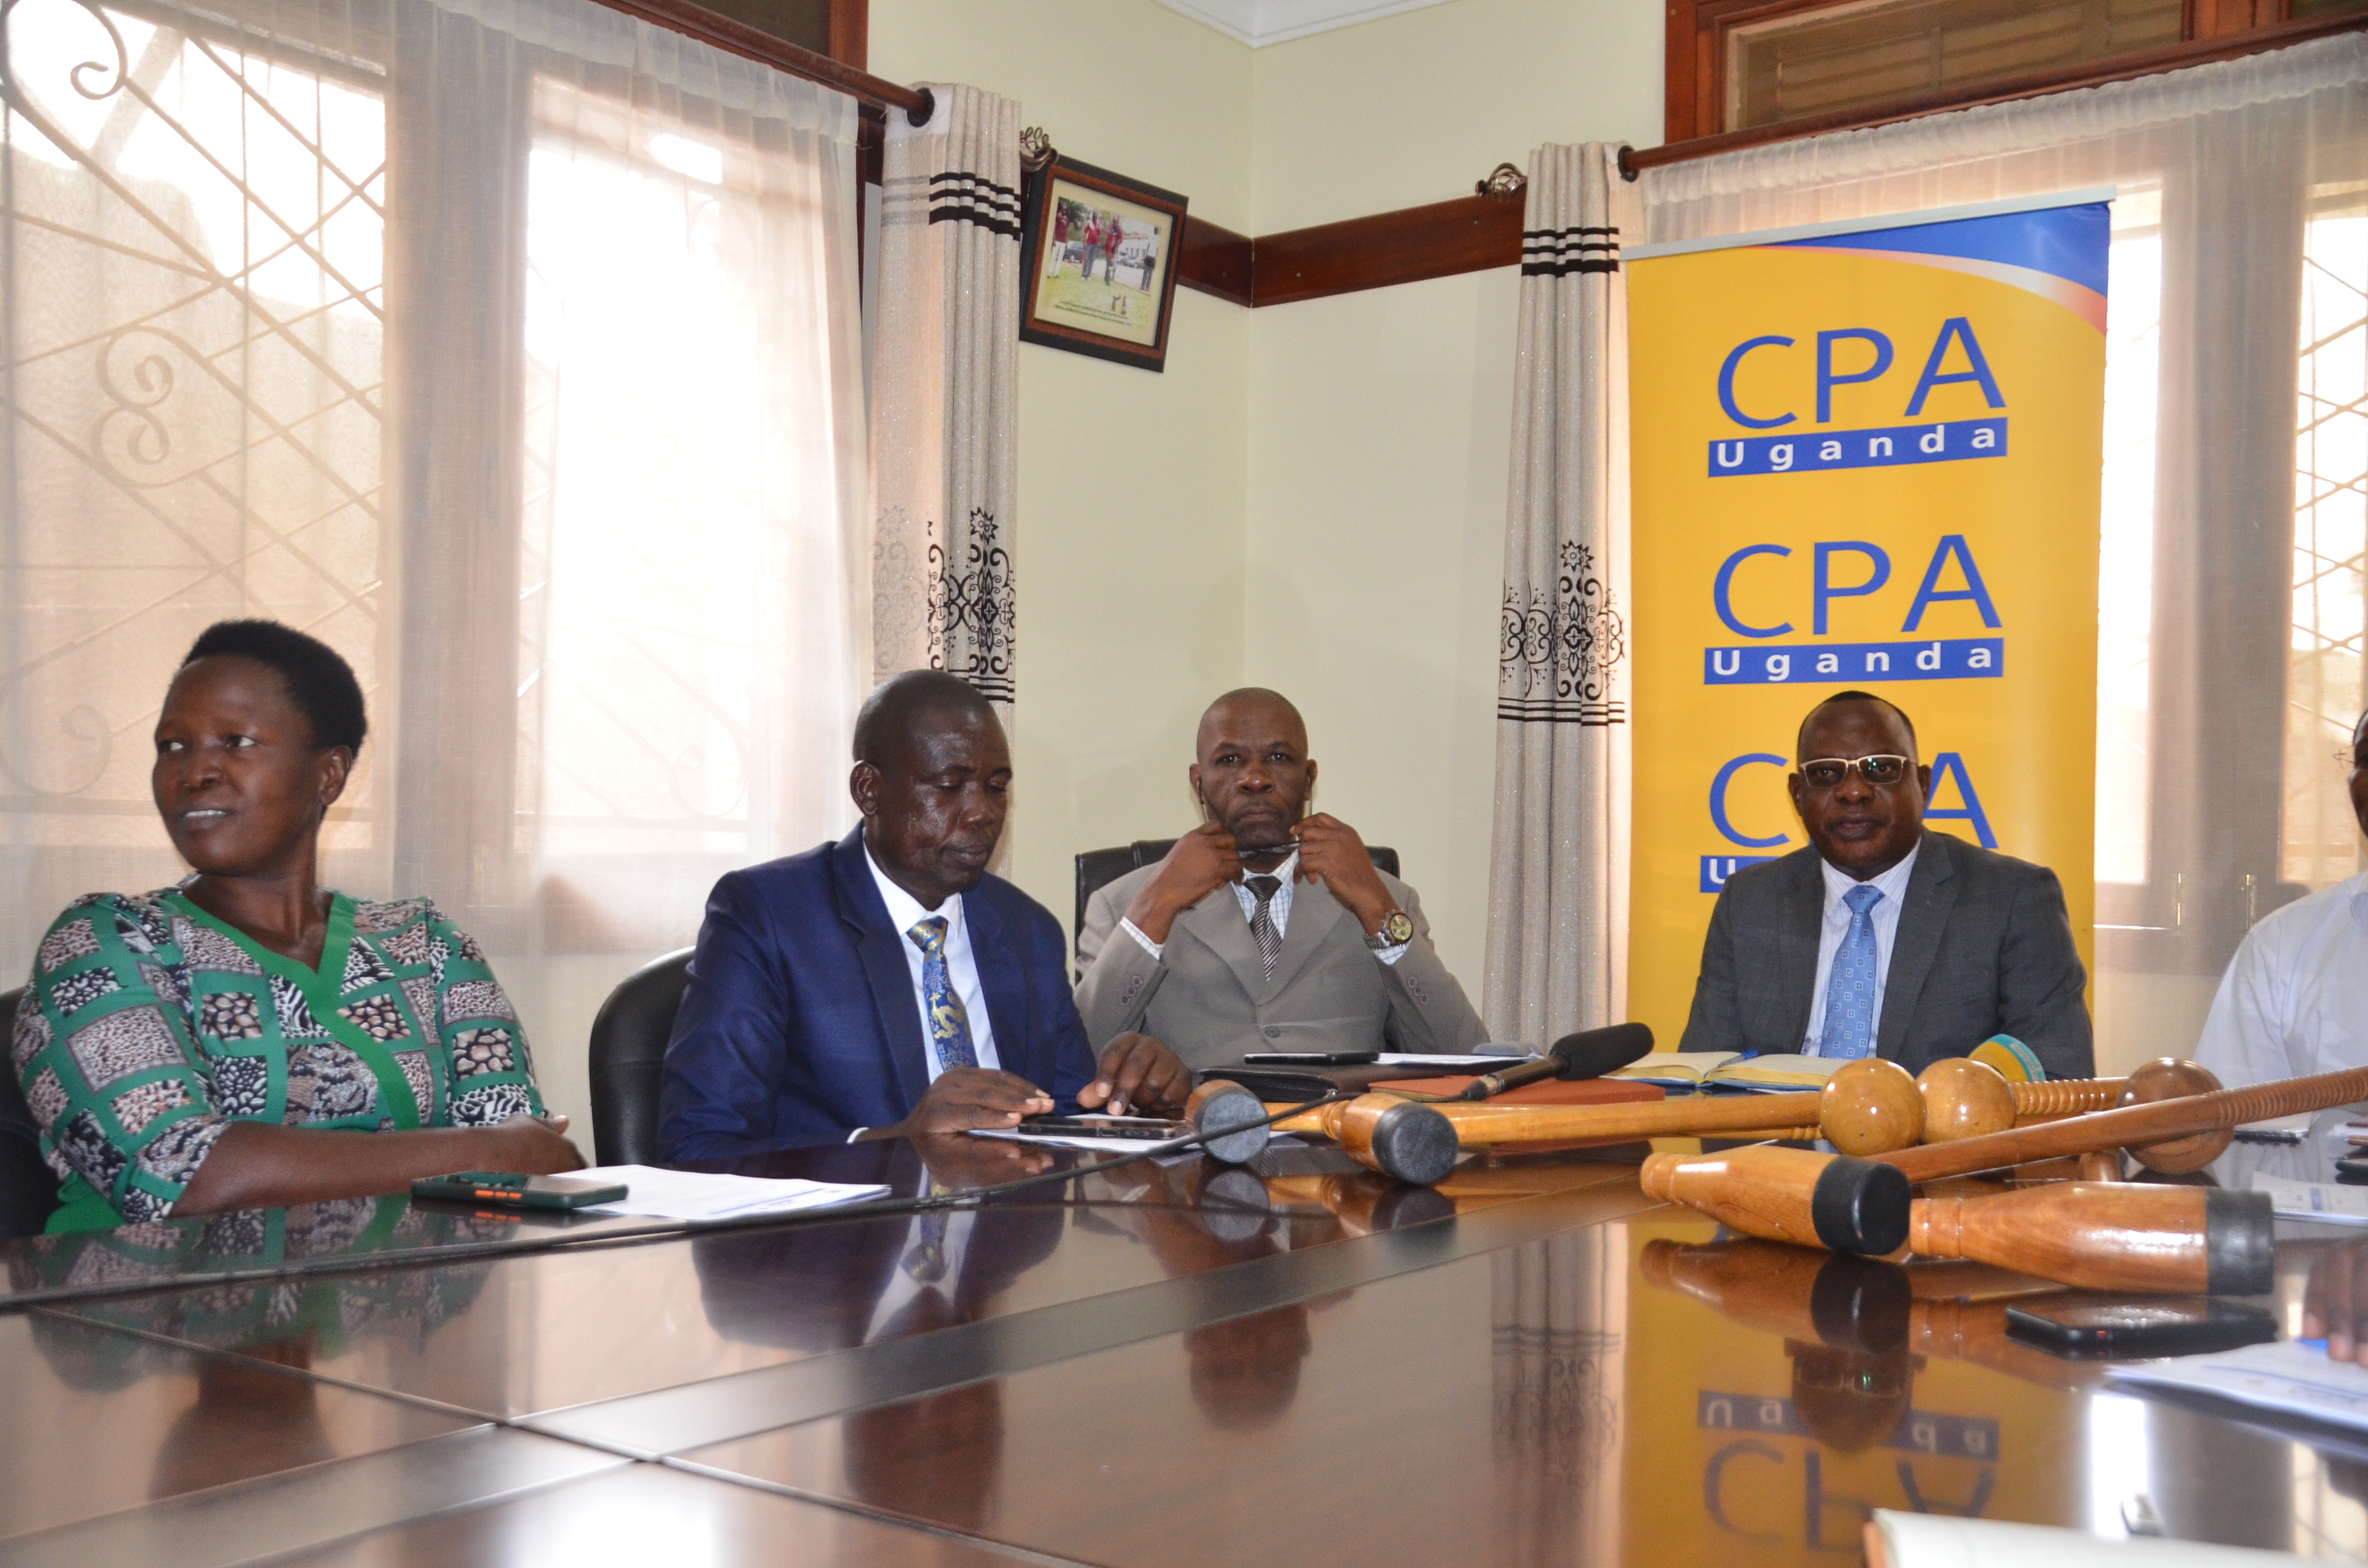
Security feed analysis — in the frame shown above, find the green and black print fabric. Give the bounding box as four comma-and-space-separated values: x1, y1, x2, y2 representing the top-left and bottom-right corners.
11, 888, 545, 1223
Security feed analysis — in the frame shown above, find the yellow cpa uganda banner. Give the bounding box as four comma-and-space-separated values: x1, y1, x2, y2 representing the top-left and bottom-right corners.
1625, 195, 2110, 1048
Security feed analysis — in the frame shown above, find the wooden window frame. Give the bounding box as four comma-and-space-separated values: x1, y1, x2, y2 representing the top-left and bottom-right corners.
1665, 0, 2338, 149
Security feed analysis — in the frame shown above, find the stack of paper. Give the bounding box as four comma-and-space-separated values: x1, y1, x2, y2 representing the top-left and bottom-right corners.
1870, 1510, 2306, 1566
2248, 1172, 2368, 1227
1374, 1050, 1534, 1070
574, 1164, 887, 1221
2105, 1338, 2368, 1435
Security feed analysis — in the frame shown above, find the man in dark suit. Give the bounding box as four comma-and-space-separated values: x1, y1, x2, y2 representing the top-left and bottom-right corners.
1681, 690, 2093, 1078
659, 671, 1190, 1158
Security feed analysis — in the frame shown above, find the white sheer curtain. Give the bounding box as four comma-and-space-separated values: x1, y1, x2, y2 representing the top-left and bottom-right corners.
1640, 35, 2368, 1075
1, 0, 869, 1127
1486, 143, 1636, 1048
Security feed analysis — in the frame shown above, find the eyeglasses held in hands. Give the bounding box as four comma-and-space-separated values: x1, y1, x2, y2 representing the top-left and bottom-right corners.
1798, 754, 1914, 789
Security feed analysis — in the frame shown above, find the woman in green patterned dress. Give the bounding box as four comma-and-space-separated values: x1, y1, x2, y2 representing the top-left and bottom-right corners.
12, 620, 582, 1230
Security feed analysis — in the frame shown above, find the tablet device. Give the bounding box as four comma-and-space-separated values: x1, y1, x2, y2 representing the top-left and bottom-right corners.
1015, 1116, 1191, 1141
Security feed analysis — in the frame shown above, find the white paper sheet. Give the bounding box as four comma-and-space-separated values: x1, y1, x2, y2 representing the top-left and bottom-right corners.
2105, 1337, 2368, 1435
2248, 1172, 2368, 1227
574, 1164, 887, 1221
1872, 1509, 2306, 1566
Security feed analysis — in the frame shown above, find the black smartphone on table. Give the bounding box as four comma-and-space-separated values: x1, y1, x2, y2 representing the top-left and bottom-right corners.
409, 1172, 628, 1209
2004, 1296, 2279, 1358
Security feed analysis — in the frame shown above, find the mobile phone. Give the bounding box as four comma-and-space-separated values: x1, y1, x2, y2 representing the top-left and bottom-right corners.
1241, 1051, 1379, 1066
1017, 1116, 1190, 1141
2336, 1154, 2368, 1186
2003, 1297, 2279, 1358
409, 1172, 628, 1210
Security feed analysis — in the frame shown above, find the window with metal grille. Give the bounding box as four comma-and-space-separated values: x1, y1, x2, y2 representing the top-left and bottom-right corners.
1726, 0, 2184, 131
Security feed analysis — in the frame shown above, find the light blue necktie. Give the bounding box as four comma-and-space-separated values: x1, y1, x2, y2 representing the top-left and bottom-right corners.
906, 917, 978, 1072
1817, 884, 1886, 1060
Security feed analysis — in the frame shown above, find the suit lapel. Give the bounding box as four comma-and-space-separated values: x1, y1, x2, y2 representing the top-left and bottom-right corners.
1263, 876, 1345, 1000
832, 831, 933, 1113
964, 890, 1032, 1081
1176, 885, 1268, 1001
1878, 831, 1959, 1059
1775, 850, 1826, 1049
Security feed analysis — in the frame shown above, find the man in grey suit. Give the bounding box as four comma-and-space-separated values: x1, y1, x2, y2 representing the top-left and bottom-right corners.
1075, 689, 1487, 1068
1681, 690, 2093, 1078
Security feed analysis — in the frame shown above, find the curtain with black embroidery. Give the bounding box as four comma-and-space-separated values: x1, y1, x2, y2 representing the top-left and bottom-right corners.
870, 84, 1021, 740
1484, 142, 1638, 1046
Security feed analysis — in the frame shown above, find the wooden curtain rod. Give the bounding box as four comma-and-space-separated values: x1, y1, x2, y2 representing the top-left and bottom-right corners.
588, 0, 933, 123
1620, 11, 2367, 178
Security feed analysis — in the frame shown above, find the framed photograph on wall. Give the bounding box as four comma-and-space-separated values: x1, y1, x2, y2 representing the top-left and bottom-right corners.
1020, 157, 1187, 372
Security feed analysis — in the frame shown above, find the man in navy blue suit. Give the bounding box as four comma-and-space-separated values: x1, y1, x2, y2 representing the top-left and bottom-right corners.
659, 671, 1190, 1158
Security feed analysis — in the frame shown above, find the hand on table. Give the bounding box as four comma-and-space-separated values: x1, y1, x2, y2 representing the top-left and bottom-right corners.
869, 1067, 1054, 1141
1290, 813, 1396, 936
489, 1113, 586, 1173
1123, 821, 1243, 945
1078, 1032, 1190, 1117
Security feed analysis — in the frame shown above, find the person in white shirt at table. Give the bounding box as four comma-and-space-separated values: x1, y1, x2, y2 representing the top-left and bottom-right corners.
2194, 709, 2368, 1086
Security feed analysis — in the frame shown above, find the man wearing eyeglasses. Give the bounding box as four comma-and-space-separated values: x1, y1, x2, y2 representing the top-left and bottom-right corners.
1679, 689, 2093, 1077
2194, 710, 2368, 1088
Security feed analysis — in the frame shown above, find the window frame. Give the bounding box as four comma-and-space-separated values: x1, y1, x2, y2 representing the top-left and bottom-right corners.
1661, 0, 2355, 149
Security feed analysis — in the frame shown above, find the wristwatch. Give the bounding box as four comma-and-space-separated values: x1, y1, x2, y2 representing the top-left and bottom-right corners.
1365, 909, 1415, 950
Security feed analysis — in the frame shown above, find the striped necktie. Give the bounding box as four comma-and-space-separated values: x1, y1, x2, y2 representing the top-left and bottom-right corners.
1816, 883, 1886, 1060
1245, 875, 1283, 980
905, 917, 978, 1072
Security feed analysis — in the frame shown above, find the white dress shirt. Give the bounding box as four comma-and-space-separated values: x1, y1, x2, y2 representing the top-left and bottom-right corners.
2194, 870, 2368, 1086
864, 847, 1001, 1077
1119, 846, 1408, 965
1802, 842, 1921, 1054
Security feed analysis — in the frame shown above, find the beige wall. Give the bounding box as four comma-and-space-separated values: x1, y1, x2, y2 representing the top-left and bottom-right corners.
871, 1, 1256, 927
869, 0, 1663, 1022
1241, 0, 1660, 1003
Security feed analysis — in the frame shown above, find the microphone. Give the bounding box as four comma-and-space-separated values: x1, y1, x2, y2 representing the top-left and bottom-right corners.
1457, 1022, 1655, 1102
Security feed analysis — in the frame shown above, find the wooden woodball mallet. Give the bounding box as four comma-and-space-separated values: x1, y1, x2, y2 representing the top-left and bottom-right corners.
1875, 1059, 2363, 1185
1643, 1143, 2277, 1291
1817, 1057, 2128, 1156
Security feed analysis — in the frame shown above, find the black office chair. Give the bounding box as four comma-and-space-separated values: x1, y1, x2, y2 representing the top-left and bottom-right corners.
587, 947, 694, 1168
1074, 838, 1399, 968
0, 986, 63, 1239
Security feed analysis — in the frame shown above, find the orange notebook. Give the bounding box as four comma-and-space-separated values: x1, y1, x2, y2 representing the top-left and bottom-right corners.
1369, 1075, 1665, 1107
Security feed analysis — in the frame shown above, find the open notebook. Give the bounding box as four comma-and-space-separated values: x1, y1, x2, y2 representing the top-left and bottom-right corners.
1606, 1052, 1848, 1093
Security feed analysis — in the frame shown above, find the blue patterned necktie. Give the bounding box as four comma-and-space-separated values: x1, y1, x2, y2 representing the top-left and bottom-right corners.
1817, 883, 1886, 1060
906, 917, 978, 1072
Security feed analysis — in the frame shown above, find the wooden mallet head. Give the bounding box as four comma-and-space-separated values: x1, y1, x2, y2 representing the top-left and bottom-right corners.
2119, 1058, 2230, 1173
1184, 1080, 1272, 1166
1819, 1059, 1924, 1156
1916, 1058, 2017, 1145
1641, 1145, 1912, 1255
1331, 1097, 1460, 1185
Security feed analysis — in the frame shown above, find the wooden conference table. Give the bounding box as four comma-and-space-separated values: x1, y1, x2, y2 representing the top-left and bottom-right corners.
1, 1127, 2364, 1565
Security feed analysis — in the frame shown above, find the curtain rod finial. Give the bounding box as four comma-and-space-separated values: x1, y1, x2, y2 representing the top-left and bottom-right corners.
1476, 162, 1527, 198
1019, 126, 1055, 172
